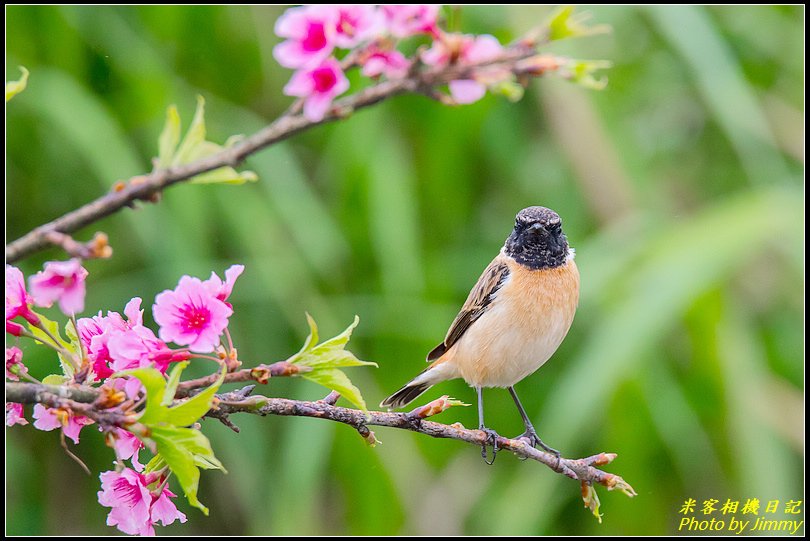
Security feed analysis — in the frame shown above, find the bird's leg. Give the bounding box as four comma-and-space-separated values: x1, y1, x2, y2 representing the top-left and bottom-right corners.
508, 386, 560, 457
477, 387, 499, 465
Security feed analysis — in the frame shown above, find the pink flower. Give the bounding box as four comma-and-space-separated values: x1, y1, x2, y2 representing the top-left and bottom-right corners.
149, 488, 186, 528
273, 5, 338, 69
98, 469, 187, 536
79, 298, 187, 378
423, 34, 505, 104
78, 299, 138, 379
6, 346, 28, 381
6, 403, 28, 426
110, 428, 144, 471
32, 404, 94, 444
284, 58, 350, 122
333, 5, 382, 48
361, 47, 410, 79
5, 264, 39, 326
153, 274, 233, 353
98, 469, 154, 536
28, 259, 89, 315
6, 320, 24, 336
381, 5, 440, 38
203, 264, 244, 305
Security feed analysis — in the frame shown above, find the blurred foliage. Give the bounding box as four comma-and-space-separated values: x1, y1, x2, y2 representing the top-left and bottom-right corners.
6, 5, 804, 536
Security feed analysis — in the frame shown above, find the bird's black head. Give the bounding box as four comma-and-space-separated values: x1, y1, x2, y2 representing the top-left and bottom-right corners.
504, 206, 570, 270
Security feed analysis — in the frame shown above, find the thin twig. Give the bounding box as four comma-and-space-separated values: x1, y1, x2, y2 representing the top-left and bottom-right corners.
6, 46, 540, 263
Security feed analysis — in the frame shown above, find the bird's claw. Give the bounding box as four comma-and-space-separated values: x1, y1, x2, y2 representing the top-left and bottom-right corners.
479, 426, 500, 465
517, 429, 560, 458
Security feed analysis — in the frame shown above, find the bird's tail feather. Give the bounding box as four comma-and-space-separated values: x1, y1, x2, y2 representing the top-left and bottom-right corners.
380, 380, 432, 409
380, 362, 454, 409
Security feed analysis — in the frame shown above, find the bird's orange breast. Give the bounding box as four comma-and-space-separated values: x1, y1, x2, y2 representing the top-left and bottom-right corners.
442, 256, 580, 388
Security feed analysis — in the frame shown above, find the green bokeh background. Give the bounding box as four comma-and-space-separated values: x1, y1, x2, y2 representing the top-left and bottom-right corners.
6, 5, 804, 536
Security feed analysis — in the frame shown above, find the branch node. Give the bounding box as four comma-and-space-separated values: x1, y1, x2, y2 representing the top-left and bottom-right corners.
319, 391, 341, 406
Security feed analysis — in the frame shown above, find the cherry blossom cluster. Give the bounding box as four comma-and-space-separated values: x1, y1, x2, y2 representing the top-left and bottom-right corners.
6, 260, 244, 535
274, 4, 509, 121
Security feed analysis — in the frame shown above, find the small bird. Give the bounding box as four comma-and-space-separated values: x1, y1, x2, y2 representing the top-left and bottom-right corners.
381, 206, 579, 463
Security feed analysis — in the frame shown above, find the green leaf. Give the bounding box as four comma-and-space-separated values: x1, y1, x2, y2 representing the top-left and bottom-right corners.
173, 95, 207, 165
163, 361, 190, 406
6, 66, 29, 102
121, 366, 227, 515
293, 315, 376, 370
121, 365, 225, 427
27, 313, 77, 377
490, 80, 525, 103
144, 454, 167, 474
189, 166, 258, 185
156, 95, 258, 184
287, 315, 376, 410
565, 59, 612, 90
545, 6, 610, 42
158, 105, 181, 167
165, 366, 226, 427
120, 367, 170, 426
41, 374, 68, 385
293, 312, 320, 358
303, 368, 369, 411
150, 426, 224, 514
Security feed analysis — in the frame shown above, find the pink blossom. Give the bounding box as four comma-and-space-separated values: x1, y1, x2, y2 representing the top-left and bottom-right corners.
106, 376, 145, 402
333, 5, 382, 48
79, 298, 187, 378
284, 58, 350, 122
111, 428, 144, 471
381, 5, 440, 38
6, 320, 24, 336
153, 275, 233, 353
5, 264, 39, 325
448, 80, 488, 104
6, 403, 28, 426
78, 302, 133, 380
149, 488, 187, 528
32, 404, 94, 444
98, 469, 186, 536
78, 315, 116, 379
361, 47, 410, 79
273, 5, 338, 69
28, 259, 89, 315
6, 346, 28, 381
98, 469, 154, 536
423, 34, 505, 104
107, 325, 164, 371
203, 264, 244, 305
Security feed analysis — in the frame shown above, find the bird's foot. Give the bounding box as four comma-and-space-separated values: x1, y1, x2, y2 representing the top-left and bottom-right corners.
479, 426, 500, 465
516, 428, 560, 458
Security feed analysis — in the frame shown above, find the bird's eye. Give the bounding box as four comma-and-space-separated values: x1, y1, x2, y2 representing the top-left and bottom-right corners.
548, 223, 561, 234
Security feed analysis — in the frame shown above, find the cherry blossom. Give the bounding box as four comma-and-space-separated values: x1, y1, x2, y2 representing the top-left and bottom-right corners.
28, 259, 89, 315
273, 5, 338, 69
381, 5, 440, 38
283, 58, 350, 122
32, 404, 94, 444
6, 264, 39, 326
153, 274, 233, 353
6, 346, 28, 381
6, 403, 27, 426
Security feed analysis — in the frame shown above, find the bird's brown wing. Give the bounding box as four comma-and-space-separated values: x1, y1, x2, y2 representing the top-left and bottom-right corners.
427, 257, 510, 361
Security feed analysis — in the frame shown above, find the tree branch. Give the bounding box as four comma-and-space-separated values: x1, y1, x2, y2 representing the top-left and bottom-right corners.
6, 380, 636, 497
6, 46, 542, 263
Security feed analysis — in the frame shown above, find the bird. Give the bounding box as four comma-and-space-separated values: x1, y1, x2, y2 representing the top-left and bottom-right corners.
381, 206, 579, 463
